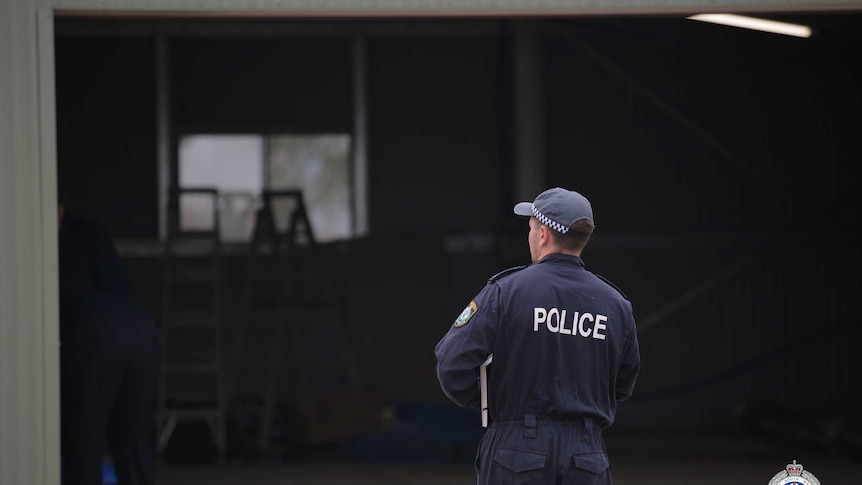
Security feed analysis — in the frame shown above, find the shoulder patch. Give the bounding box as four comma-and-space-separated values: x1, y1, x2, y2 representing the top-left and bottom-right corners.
488, 265, 526, 283
454, 301, 478, 326
596, 274, 629, 301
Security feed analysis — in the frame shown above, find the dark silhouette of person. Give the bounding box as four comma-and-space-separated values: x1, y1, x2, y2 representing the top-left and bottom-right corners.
59, 204, 161, 485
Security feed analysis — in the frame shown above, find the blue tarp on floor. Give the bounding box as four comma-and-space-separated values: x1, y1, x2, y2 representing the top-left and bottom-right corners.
340, 400, 485, 463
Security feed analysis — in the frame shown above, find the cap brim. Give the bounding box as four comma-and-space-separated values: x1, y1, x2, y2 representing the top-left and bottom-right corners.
513, 202, 533, 216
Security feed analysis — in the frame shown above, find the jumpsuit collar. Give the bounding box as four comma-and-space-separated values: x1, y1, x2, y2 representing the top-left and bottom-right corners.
535, 253, 585, 268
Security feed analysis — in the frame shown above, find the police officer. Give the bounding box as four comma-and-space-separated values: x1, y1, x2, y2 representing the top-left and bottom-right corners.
59, 205, 162, 485
435, 187, 640, 485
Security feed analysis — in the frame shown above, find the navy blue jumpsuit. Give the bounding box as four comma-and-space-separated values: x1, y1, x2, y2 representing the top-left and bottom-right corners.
435, 253, 640, 484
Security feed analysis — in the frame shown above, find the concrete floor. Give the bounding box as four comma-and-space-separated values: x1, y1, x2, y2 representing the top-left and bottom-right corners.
153, 460, 862, 485
152, 429, 862, 484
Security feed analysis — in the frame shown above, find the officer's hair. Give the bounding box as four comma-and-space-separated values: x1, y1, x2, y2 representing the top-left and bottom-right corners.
550, 219, 594, 251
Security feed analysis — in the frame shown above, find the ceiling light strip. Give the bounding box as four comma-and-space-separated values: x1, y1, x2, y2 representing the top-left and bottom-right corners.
688, 13, 812, 38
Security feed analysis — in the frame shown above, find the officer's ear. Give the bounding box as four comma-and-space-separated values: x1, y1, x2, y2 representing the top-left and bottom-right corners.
539, 223, 553, 245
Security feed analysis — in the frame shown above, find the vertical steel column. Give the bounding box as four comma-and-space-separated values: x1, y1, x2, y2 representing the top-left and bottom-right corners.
513, 20, 546, 201
351, 35, 369, 237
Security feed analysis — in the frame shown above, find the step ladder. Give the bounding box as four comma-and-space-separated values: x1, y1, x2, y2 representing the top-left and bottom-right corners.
226, 190, 360, 453
158, 186, 228, 464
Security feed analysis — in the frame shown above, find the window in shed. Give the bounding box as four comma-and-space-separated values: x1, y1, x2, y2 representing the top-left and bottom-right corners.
177, 133, 351, 244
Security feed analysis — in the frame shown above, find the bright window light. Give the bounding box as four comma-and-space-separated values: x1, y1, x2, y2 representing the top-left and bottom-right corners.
177, 134, 352, 243
687, 13, 812, 38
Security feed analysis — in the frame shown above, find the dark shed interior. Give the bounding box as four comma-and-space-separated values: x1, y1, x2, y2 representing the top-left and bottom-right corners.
54, 11, 862, 477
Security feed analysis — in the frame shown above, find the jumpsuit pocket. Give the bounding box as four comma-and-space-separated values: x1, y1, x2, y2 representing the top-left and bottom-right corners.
572, 451, 608, 473
490, 447, 549, 484
564, 451, 609, 484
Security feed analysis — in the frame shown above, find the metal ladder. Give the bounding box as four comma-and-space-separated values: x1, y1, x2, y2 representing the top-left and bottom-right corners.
226, 190, 359, 453
157, 186, 228, 464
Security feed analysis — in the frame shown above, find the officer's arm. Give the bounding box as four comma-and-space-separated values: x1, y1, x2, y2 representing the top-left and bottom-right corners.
87, 219, 133, 296
434, 284, 500, 409
615, 312, 641, 401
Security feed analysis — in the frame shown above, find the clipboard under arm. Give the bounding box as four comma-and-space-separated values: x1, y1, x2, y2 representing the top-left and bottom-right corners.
480, 354, 493, 427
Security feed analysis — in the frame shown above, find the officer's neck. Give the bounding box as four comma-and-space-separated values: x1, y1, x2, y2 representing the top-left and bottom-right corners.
535, 246, 581, 262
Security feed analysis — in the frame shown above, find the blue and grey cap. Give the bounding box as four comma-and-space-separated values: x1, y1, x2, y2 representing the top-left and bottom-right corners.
513, 187, 594, 234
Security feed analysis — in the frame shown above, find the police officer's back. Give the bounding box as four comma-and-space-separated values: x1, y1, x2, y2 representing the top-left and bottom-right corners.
435, 187, 640, 485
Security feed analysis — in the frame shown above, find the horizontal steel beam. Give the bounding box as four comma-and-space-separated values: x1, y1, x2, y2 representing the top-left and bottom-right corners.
52, 0, 862, 18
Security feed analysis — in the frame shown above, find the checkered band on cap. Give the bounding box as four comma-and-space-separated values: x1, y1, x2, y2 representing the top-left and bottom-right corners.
531, 205, 569, 234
